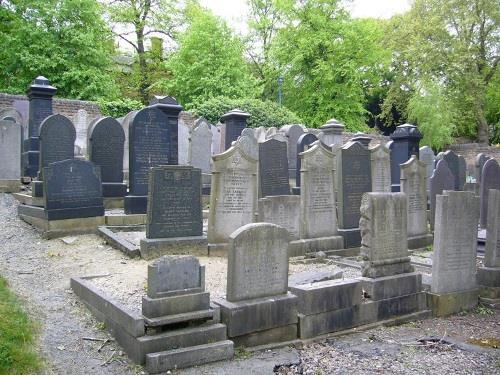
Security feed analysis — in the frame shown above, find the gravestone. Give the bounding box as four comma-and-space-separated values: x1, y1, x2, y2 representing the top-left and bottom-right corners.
258, 138, 290, 197
400, 155, 432, 249
88, 117, 127, 197
280, 124, 305, 178
430, 191, 479, 314
13, 100, 29, 138
318, 118, 344, 147
370, 144, 391, 192
220, 109, 250, 151
419, 146, 435, 191
120, 110, 138, 175
33, 114, 76, 197
265, 127, 277, 139
43, 159, 104, 220
480, 159, 500, 228
23, 76, 57, 177
178, 121, 189, 165
0, 108, 24, 138
235, 128, 258, 160
227, 223, 289, 301
389, 124, 422, 192
210, 123, 221, 155
293, 132, 318, 194
145, 166, 202, 239
475, 153, 491, 183
359, 192, 413, 277
0, 120, 22, 192
207, 143, 258, 252
188, 120, 212, 173
351, 133, 371, 148
258, 195, 300, 240
337, 141, 372, 248
125, 100, 181, 214
437, 150, 464, 190
429, 160, 455, 231
458, 156, 467, 189
254, 126, 267, 143
72, 109, 88, 157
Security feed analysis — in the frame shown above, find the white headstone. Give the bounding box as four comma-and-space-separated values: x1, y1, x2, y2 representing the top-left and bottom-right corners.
370, 144, 391, 192
189, 120, 212, 173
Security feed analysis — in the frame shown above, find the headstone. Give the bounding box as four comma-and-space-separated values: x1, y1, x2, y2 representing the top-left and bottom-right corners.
351, 133, 371, 148
429, 160, 454, 230
207, 143, 258, 249
360, 192, 412, 277
458, 155, 467, 190
178, 121, 189, 165
480, 159, 500, 228
188, 120, 212, 173
220, 109, 250, 151
484, 189, 500, 268
389, 124, 422, 192
258, 195, 300, 240
419, 146, 435, 191
318, 118, 344, 147
0, 108, 24, 137
370, 144, 391, 192
265, 127, 277, 139
226, 223, 289, 302
43, 159, 104, 220
209, 122, 221, 156
475, 153, 491, 183
72, 109, 88, 157
400, 155, 429, 245
437, 150, 462, 190
0, 120, 22, 189
258, 138, 290, 197
280, 124, 305, 177
125, 99, 181, 214
146, 166, 202, 239
120, 110, 138, 175
88, 117, 127, 197
300, 144, 338, 239
23, 76, 57, 177
254, 126, 267, 143
337, 141, 372, 247
234, 128, 258, 160
293, 132, 318, 194
431, 191, 479, 294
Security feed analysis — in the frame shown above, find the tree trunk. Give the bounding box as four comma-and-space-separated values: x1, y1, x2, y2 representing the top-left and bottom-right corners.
136, 29, 149, 104
476, 99, 489, 144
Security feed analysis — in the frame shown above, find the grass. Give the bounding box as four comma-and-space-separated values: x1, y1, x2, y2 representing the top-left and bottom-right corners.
0, 275, 41, 375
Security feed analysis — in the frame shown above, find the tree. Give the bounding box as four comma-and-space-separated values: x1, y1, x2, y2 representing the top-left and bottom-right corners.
270, 0, 390, 130
106, 0, 183, 103
163, 5, 256, 106
0, 0, 119, 100
383, 0, 499, 144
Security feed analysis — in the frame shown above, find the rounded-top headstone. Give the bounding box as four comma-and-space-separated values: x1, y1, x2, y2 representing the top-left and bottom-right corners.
480, 159, 500, 228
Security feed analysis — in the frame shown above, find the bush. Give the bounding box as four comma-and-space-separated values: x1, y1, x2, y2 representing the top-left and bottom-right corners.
97, 98, 143, 119
186, 96, 302, 128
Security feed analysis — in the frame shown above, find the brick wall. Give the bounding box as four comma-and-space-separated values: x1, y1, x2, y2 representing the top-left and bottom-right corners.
446, 143, 500, 172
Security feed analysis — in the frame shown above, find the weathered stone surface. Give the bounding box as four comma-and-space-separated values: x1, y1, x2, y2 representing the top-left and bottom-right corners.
360, 192, 413, 278
43, 159, 104, 220
258, 138, 290, 197
258, 195, 300, 240
227, 223, 289, 302
72, 109, 88, 157
360, 273, 422, 301
266, 127, 277, 139
419, 146, 435, 191
484, 189, 500, 268
299, 144, 338, 239
400, 155, 428, 239
0, 120, 22, 181
207, 144, 258, 247
480, 159, 500, 228
178, 119, 190, 165
318, 118, 344, 148
294, 132, 318, 190
119, 110, 138, 173
234, 128, 258, 160
429, 160, 455, 230
288, 269, 343, 286
230, 324, 297, 348
475, 153, 491, 183
280, 124, 305, 173
146, 166, 202, 239
220, 109, 250, 150
427, 289, 479, 317
147, 256, 202, 298
431, 191, 479, 294
389, 124, 422, 192
142, 292, 210, 318
437, 150, 463, 190
370, 144, 391, 193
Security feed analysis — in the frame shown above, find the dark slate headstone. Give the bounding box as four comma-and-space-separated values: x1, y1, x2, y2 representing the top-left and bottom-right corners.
438, 150, 462, 190
258, 138, 290, 197
125, 104, 180, 214
220, 109, 250, 151
389, 124, 422, 192
23, 76, 57, 177
293, 132, 318, 194
429, 160, 455, 231
89, 117, 127, 197
475, 153, 491, 183
146, 166, 202, 239
43, 159, 104, 220
480, 159, 500, 229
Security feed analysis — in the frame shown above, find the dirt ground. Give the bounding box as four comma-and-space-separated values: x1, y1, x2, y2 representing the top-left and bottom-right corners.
0, 193, 499, 374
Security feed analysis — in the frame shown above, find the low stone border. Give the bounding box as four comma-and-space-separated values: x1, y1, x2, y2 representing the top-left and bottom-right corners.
97, 226, 142, 258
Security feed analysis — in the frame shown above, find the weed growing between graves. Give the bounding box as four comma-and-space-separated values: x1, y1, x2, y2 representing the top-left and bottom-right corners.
0, 275, 41, 375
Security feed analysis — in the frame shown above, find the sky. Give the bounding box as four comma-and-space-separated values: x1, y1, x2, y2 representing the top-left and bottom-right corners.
200, 0, 412, 34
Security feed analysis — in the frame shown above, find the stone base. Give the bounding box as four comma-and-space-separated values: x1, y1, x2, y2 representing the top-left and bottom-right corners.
22, 148, 39, 178
104, 213, 146, 226
360, 273, 422, 301
103, 197, 124, 209
32, 180, 43, 197
292, 187, 300, 195
97, 226, 140, 257
479, 285, 500, 299
214, 293, 298, 343
102, 182, 127, 197
337, 228, 361, 248
288, 236, 344, 257
361, 257, 414, 278
207, 243, 228, 256
19, 205, 105, 239
140, 236, 208, 259
232, 324, 297, 347
124, 195, 147, 214
0, 179, 21, 193
407, 233, 433, 250
479, 296, 500, 310
477, 267, 500, 288
426, 289, 479, 317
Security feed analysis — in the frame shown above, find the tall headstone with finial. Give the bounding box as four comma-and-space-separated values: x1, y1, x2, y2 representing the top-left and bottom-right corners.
22, 76, 57, 177
318, 118, 344, 148
220, 109, 250, 152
